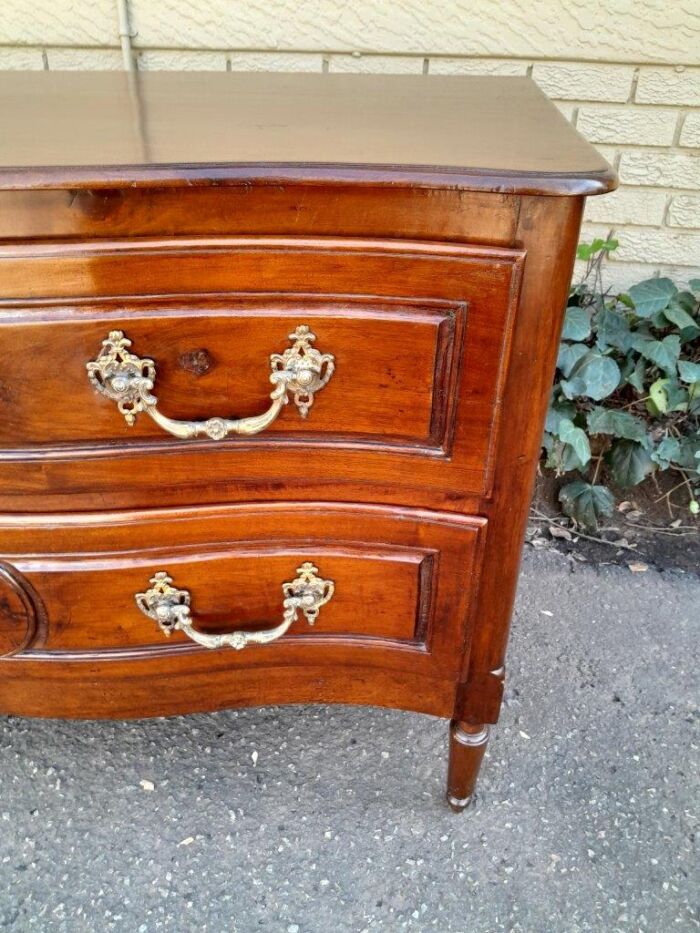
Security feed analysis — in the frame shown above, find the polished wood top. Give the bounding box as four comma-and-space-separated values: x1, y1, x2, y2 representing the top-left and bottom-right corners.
0, 72, 615, 195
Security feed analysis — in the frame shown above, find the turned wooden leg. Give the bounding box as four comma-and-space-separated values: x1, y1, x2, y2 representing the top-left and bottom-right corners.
446, 720, 490, 812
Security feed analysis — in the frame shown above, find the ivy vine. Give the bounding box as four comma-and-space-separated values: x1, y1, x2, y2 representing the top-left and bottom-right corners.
543, 238, 700, 530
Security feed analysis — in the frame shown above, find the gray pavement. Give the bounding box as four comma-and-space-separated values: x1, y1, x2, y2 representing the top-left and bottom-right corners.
1, 549, 698, 933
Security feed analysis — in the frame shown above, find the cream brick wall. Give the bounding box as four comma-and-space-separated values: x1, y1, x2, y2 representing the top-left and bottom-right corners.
1, 0, 698, 290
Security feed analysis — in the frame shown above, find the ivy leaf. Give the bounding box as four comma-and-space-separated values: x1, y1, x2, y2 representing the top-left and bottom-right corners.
559, 481, 615, 531
544, 436, 587, 473
629, 334, 680, 376
548, 442, 587, 474
674, 434, 700, 472
561, 350, 621, 401
665, 379, 689, 412
646, 378, 687, 415
618, 292, 635, 309
608, 439, 655, 487
586, 407, 647, 443
558, 418, 592, 466
663, 300, 700, 339
575, 238, 618, 262
689, 382, 700, 415
651, 437, 682, 469
689, 278, 700, 293
625, 355, 647, 394
678, 360, 700, 384
595, 307, 631, 351
650, 309, 670, 329
557, 342, 589, 378
576, 240, 604, 261
559, 376, 586, 399
648, 377, 669, 414
674, 290, 699, 313
628, 277, 677, 317
561, 306, 592, 341
545, 398, 577, 433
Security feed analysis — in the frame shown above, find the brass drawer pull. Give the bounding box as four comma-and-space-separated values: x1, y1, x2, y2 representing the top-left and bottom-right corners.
86, 325, 335, 439
135, 562, 334, 650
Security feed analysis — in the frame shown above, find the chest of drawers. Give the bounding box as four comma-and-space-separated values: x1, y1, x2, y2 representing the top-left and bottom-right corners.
0, 72, 615, 810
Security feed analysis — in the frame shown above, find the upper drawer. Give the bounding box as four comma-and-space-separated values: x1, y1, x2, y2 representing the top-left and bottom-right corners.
0, 237, 523, 510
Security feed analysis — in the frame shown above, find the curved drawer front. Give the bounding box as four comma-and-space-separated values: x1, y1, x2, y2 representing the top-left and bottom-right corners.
0, 504, 485, 718
0, 236, 523, 510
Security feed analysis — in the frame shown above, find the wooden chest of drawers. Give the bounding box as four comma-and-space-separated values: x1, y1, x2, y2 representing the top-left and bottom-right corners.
0, 72, 615, 810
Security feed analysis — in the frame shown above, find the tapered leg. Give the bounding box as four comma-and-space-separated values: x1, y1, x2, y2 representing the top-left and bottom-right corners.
446, 720, 490, 812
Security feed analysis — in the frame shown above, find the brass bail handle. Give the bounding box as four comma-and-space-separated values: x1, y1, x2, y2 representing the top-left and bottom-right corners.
86, 324, 335, 440
135, 562, 335, 650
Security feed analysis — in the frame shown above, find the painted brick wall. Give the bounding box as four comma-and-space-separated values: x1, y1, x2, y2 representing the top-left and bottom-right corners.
1, 0, 698, 290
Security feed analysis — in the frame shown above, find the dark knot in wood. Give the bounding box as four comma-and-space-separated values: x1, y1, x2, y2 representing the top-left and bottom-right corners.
178, 348, 214, 377
67, 188, 125, 220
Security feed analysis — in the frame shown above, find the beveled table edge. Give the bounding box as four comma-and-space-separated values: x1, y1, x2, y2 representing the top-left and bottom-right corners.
0, 162, 618, 197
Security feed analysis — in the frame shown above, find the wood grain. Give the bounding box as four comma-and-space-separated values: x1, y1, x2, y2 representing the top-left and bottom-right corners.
456, 195, 585, 724
0, 186, 518, 242
0, 73, 616, 195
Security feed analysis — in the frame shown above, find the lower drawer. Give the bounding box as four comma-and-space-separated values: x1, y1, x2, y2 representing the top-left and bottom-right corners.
0, 503, 485, 718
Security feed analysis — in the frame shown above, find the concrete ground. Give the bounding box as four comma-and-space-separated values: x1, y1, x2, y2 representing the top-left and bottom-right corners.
0, 549, 697, 933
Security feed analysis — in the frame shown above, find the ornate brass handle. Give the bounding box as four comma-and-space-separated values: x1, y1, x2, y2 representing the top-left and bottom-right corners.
86, 325, 335, 440
135, 562, 334, 650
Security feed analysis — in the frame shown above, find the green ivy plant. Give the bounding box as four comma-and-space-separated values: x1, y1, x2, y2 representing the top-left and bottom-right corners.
543, 238, 700, 530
